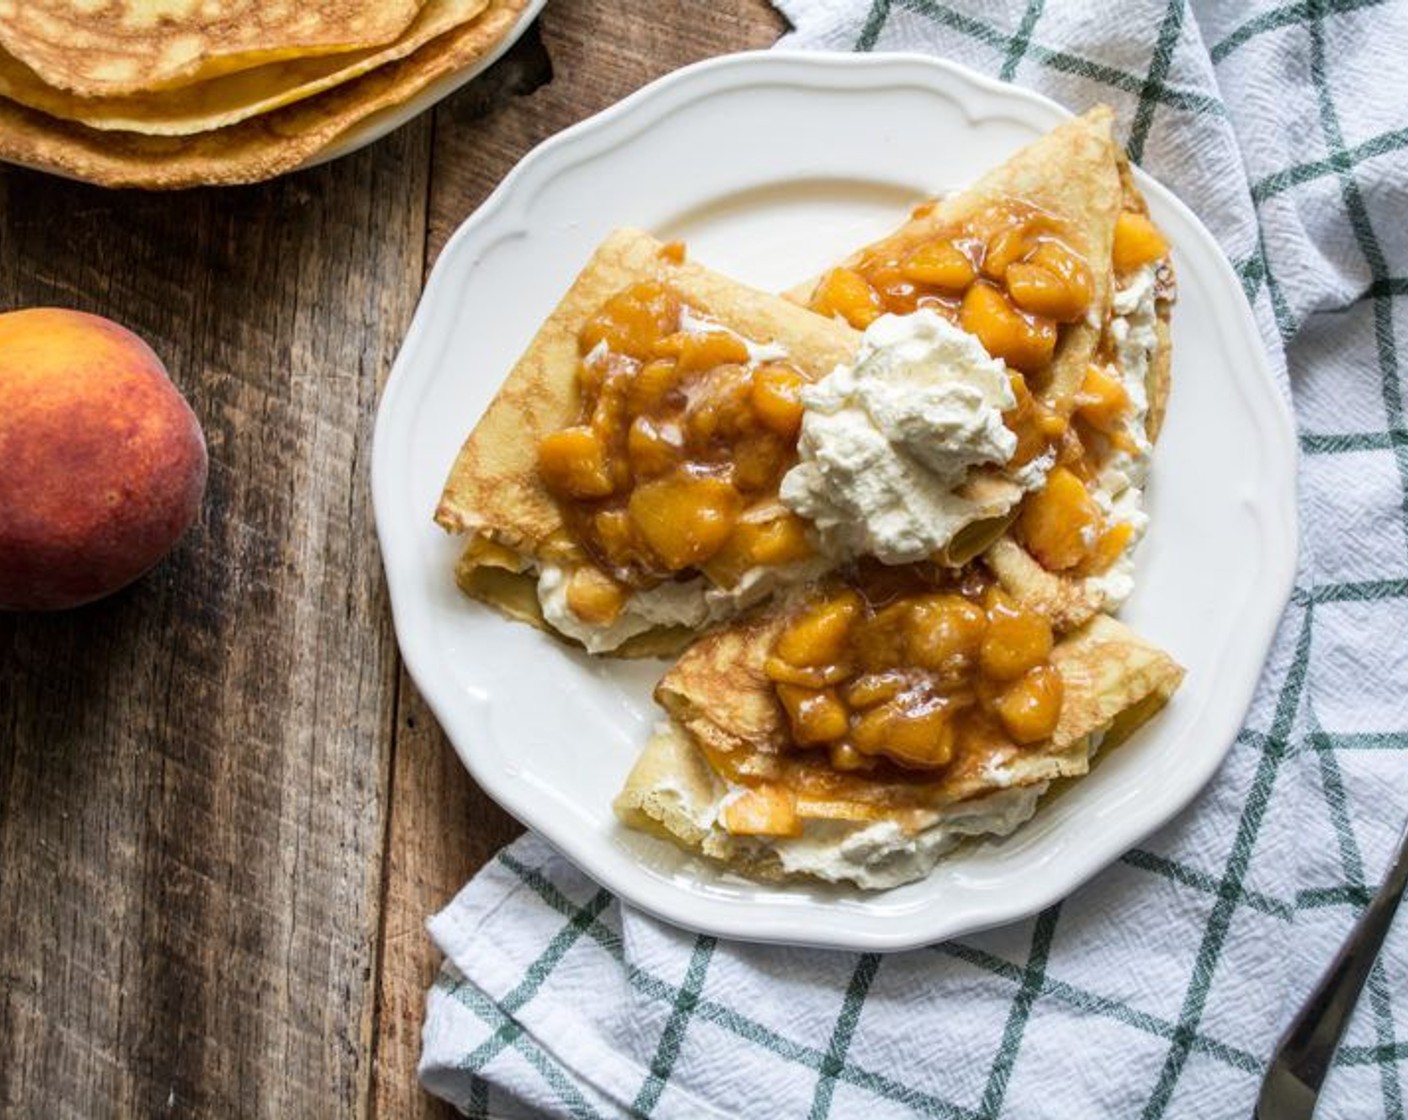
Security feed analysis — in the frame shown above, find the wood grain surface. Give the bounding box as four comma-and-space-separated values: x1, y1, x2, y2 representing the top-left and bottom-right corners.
0, 2, 783, 1117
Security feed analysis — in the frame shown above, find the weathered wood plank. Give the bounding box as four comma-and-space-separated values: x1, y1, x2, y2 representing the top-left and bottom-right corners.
0, 120, 431, 1117
371, 4, 786, 1117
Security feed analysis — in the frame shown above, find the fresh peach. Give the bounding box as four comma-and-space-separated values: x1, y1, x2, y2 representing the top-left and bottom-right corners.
0, 309, 207, 610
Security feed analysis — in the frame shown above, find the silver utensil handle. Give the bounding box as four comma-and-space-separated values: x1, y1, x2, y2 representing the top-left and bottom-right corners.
1262, 816, 1408, 1108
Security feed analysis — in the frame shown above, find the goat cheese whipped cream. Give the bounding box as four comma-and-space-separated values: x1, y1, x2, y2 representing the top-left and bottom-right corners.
1086, 263, 1162, 608
697, 782, 1046, 889
779, 310, 1021, 564
757, 785, 1045, 889
537, 558, 827, 654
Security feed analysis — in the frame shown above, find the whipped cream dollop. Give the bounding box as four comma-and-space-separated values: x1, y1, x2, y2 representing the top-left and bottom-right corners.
780, 311, 1020, 564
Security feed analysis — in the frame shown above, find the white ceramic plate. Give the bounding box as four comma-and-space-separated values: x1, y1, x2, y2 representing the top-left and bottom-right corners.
372, 51, 1298, 951
302, 0, 546, 169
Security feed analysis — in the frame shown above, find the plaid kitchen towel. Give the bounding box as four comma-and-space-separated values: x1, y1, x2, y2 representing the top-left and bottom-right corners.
419, 2, 1408, 1116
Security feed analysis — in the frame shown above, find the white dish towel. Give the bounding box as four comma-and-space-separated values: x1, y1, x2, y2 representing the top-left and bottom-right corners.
420, 2, 1408, 1115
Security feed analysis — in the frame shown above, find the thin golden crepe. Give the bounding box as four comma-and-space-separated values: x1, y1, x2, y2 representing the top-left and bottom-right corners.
435, 227, 861, 657
0, 0, 529, 188
615, 607, 1184, 884
0, 0, 426, 97
791, 107, 1174, 632
0, 0, 489, 136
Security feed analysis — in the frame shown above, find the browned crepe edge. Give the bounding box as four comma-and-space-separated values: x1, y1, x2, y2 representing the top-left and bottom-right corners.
0, 0, 490, 136
0, 0, 529, 188
0, 0, 427, 97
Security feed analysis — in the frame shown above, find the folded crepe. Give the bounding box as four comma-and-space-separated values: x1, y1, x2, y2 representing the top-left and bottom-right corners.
435, 227, 860, 656
615, 597, 1184, 889
790, 106, 1176, 631
985, 156, 1177, 628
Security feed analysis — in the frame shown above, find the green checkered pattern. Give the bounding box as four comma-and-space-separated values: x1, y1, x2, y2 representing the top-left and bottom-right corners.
419, 2, 1408, 1116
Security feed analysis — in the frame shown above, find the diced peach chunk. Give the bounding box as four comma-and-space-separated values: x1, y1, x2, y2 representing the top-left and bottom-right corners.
906, 594, 988, 673
829, 742, 877, 772
996, 664, 1064, 744
842, 671, 906, 710
810, 267, 883, 329
763, 657, 851, 688
592, 508, 636, 565
627, 416, 682, 478
537, 426, 616, 499
721, 783, 803, 837
578, 282, 680, 359
1006, 258, 1090, 323
1018, 466, 1102, 571
565, 566, 627, 625
1075, 364, 1131, 435
703, 512, 813, 588
1079, 520, 1135, 577
854, 600, 910, 670
749, 364, 807, 439
901, 239, 976, 291
731, 434, 788, 492
979, 588, 1055, 681
982, 223, 1033, 279
683, 364, 753, 444
1112, 211, 1169, 273
654, 329, 750, 373
960, 282, 1057, 374
850, 697, 955, 769
865, 263, 921, 315
627, 471, 741, 570
1028, 241, 1094, 318
624, 358, 679, 418
774, 591, 862, 667
777, 684, 850, 745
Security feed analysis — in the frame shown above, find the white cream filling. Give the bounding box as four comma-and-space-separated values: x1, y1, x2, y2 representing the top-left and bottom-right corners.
780, 311, 1026, 564
1085, 263, 1162, 609
738, 784, 1046, 891
537, 557, 828, 655
1010, 448, 1057, 493
537, 564, 712, 653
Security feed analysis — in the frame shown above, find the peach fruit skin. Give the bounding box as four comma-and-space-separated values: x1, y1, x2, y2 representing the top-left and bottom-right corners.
0, 308, 208, 610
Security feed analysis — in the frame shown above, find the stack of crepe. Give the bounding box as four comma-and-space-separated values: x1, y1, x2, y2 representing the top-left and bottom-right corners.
436, 107, 1186, 888
0, 0, 531, 188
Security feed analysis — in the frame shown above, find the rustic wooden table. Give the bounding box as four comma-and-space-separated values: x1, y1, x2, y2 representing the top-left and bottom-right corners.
0, 3, 784, 1116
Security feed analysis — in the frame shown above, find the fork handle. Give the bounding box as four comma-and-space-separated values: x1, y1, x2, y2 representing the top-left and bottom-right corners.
1270, 818, 1408, 1093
